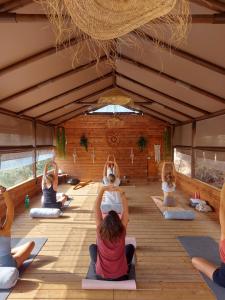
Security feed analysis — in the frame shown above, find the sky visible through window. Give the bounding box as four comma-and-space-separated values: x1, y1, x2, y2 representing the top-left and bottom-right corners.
89, 105, 140, 114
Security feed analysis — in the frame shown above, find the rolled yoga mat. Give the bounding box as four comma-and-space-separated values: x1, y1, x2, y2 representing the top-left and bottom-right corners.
178, 236, 225, 300
0, 237, 47, 300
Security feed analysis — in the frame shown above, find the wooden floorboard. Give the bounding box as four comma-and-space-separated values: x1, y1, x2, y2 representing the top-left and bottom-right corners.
8, 181, 218, 299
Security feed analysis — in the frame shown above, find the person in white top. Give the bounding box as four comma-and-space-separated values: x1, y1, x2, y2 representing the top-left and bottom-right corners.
161, 161, 176, 207
102, 155, 120, 186
101, 156, 122, 213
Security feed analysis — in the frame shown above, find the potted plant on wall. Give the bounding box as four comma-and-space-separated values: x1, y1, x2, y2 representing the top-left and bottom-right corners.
137, 136, 148, 152
80, 134, 88, 151
56, 126, 66, 158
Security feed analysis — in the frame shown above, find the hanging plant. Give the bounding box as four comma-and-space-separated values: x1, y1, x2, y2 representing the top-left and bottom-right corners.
80, 134, 88, 151
163, 127, 172, 160
137, 136, 148, 152
56, 127, 66, 158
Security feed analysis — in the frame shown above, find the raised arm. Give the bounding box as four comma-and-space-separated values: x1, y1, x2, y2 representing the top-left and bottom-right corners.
120, 190, 129, 228
220, 182, 225, 240
161, 162, 166, 181
114, 161, 120, 178
103, 161, 108, 178
95, 187, 105, 227
0, 187, 14, 234
42, 161, 50, 188
52, 161, 58, 190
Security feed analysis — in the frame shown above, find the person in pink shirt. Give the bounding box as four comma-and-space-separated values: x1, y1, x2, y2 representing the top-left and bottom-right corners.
89, 185, 135, 280
192, 182, 225, 287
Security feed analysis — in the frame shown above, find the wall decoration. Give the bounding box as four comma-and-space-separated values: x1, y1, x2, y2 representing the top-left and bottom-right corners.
73, 147, 78, 163
56, 126, 66, 158
80, 134, 88, 151
154, 144, 161, 163
130, 148, 134, 165
106, 130, 120, 147
91, 148, 96, 164
137, 136, 148, 151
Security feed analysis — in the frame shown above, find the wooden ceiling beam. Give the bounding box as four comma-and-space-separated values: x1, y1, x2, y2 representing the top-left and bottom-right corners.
48, 105, 90, 124
190, 0, 225, 12
116, 72, 210, 114
35, 85, 114, 119
0, 35, 87, 77
119, 55, 225, 105
117, 85, 194, 120
17, 72, 113, 115
2, 12, 225, 24
0, 0, 30, 12
138, 104, 180, 123
133, 104, 173, 124
0, 56, 107, 105
132, 32, 225, 76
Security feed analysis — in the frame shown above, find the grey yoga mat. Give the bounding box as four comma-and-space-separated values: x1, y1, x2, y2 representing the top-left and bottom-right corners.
178, 236, 224, 300
0, 237, 47, 300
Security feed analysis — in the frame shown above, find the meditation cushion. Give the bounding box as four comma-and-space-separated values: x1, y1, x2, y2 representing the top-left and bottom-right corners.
30, 208, 62, 218
163, 210, 195, 220
0, 267, 19, 289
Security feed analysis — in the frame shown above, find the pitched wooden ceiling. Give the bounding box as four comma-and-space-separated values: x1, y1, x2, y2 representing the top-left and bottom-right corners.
0, 0, 224, 126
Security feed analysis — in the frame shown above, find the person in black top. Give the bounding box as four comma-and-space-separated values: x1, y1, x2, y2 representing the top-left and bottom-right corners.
42, 161, 67, 209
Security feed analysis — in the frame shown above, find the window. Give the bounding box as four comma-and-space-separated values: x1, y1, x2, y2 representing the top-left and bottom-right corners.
36, 148, 55, 176
195, 150, 225, 189
0, 151, 34, 188
89, 105, 140, 114
174, 148, 192, 177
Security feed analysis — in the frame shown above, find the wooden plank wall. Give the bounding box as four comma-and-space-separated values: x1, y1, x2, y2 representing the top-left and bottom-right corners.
57, 115, 167, 181
176, 173, 221, 216
0, 177, 42, 218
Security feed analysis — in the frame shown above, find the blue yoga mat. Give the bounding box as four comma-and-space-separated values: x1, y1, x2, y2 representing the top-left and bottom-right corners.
178, 236, 224, 300
0, 237, 47, 300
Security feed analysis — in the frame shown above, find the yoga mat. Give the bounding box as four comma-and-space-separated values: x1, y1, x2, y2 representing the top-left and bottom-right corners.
0, 237, 47, 300
178, 236, 225, 300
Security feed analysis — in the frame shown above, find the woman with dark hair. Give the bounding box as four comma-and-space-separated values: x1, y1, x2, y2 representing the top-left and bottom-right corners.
0, 186, 35, 268
42, 161, 67, 209
89, 186, 135, 280
161, 161, 176, 207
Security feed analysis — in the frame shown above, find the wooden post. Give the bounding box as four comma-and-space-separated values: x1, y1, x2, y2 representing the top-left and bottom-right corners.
32, 120, 37, 181
191, 121, 196, 178
171, 125, 175, 162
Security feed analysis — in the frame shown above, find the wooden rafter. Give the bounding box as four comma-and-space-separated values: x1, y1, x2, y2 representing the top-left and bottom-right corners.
1, 12, 225, 24
36, 86, 114, 119
116, 72, 210, 114
190, 0, 225, 12
17, 72, 113, 115
133, 105, 173, 124
117, 85, 194, 120
0, 56, 107, 105
0, 35, 88, 77
49, 105, 90, 124
119, 55, 225, 105
132, 32, 225, 76
0, 0, 30, 12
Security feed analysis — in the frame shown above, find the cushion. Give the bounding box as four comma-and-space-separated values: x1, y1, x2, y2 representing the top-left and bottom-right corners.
163, 210, 195, 220
0, 267, 19, 289
30, 208, 62, 218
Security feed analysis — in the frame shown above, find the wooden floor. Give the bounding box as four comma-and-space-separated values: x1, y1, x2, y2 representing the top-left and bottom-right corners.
9, 181, 220, 300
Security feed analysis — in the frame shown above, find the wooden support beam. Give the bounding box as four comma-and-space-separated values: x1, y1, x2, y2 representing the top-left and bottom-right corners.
136, 103, 180, 123
0, 0, 31, 12
119, 55, 225, 105
116, 72, 210, 114
191, 121, 196, 178
0, 35, 87, 77
117, 85, 194, 120
132, 31, 225, 76
0, 56, 107, 105
134, 105, 173, 124
190, 0, 225, 12
35, 85, 114, 119
47, 105, 90, 124
2, 12, 225, 24
17, 72, 113, 115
